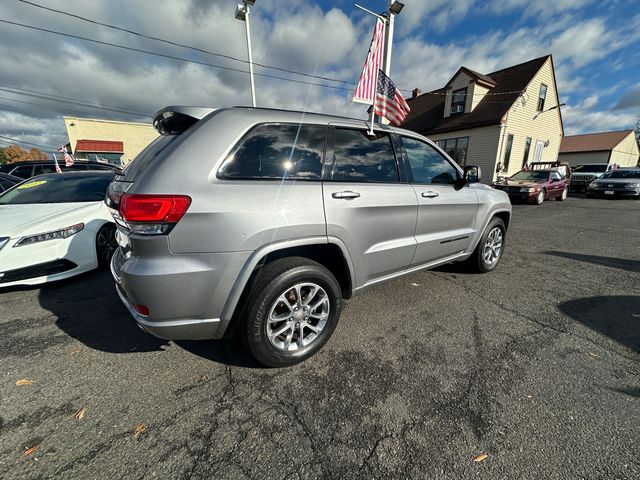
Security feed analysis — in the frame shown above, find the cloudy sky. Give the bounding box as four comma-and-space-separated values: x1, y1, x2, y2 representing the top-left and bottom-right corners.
0, 0, 639, 154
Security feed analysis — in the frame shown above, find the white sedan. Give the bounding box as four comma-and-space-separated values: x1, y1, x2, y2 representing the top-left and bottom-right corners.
0, 171, 117, 288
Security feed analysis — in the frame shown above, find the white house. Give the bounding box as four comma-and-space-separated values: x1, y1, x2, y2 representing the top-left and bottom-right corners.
402, 55, 564, 183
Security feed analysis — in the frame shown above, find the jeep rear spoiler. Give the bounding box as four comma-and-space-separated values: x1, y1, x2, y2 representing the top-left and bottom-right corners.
152, 106, 217, 135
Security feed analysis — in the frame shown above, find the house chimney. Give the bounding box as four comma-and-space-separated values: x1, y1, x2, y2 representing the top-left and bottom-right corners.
412, 88, 422, 99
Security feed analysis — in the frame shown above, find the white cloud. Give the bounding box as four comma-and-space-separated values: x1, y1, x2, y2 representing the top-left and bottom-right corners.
562, 96, 637, 134
0, 0, 636, 153
486, 0, 597, 18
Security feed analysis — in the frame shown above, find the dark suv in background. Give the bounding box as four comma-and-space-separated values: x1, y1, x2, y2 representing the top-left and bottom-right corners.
0, 160, 121, 179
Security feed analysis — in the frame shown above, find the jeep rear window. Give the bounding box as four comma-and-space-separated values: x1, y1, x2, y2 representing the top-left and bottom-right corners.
218, 124, 325, 180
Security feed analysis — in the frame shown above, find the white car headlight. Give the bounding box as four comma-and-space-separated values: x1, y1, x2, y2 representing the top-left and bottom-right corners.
587, 182, 598, 189
14, 223, 85, 247
520, 187, 536, 192
0, 237, 9, 251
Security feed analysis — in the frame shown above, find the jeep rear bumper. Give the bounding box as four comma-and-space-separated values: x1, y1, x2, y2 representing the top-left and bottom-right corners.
110, 246, 249, 340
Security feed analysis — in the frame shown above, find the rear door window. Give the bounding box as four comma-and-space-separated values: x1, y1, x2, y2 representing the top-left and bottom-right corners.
329, 129, 399, 183
218, 124, 326, 180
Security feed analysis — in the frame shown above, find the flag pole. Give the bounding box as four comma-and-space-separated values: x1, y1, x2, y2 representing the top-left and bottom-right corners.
368, 69, 379, 136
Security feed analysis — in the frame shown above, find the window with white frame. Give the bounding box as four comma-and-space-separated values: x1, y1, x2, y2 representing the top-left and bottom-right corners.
451, 88, 467, 114
436, 137, 469, 166
537, 84, 548, 112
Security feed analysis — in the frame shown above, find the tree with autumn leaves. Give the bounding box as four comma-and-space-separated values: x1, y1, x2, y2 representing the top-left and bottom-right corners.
0, 144, 48, 163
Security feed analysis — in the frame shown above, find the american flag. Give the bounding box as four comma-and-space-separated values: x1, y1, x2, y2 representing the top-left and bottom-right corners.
373, 69, 410, 126
58, 145, 75, 167
52, 154, 62, 173
352, 18, 385, 104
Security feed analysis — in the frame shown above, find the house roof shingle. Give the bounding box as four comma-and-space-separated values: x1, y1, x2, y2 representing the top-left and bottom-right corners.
402, 55, 550, 135
559, 130, 634, 153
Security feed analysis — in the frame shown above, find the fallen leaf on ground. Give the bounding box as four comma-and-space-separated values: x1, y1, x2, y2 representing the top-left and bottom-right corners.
411, 283, 420, 286
15, 379, 33, 386
473, 453, 489, 462
199, 374, 209, 382
69, 346, 82, 356
75, 407, 86, 420
588, 352, 599, 357
23, 445, 38, 457
133, 422, 146, 438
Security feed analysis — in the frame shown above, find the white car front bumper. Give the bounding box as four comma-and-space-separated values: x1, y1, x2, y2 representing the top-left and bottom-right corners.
0, 228, 98, 288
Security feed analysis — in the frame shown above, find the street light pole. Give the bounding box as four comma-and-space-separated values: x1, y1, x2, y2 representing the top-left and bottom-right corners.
244, 7, 256, 107
235, 1, 257, 107
382, 2, 394, 77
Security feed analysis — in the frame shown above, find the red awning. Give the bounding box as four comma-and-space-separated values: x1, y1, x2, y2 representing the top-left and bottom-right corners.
75, 139, 124, 153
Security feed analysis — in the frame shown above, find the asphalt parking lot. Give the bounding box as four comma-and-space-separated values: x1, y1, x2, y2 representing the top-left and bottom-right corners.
1, 195, 639, 480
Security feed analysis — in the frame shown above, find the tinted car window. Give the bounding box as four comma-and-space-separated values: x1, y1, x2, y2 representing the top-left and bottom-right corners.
34, 164, 58, 175
219, 124, 325, 180
0, 178, 15, 191
11, 165, 33, 178
402, 137, 458, 184
331, 129, 399, 183
0, 173, 114, 204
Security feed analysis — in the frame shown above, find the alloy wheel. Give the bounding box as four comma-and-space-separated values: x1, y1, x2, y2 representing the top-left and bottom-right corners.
482, 227, 503, 265
97, 225, 117, 264
266, 283, 330, 352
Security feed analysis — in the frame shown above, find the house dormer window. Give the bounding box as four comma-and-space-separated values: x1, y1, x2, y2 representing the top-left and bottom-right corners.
451, 88, 467, 114
537, 84, 547, 111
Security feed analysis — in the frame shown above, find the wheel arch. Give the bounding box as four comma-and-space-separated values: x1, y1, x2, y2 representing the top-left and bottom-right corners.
94, 220, 117, 266
220, 237, 355, 336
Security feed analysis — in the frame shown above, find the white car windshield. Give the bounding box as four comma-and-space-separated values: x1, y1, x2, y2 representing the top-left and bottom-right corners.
0, 173, 114, 204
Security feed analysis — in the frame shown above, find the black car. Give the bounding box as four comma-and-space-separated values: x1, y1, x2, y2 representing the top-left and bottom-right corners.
0, 160, 121, 179
0, 172, 22, 192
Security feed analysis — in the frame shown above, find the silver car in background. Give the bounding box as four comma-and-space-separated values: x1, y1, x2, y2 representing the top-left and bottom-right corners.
106, 106, 511, 367
586, 168, 640, 198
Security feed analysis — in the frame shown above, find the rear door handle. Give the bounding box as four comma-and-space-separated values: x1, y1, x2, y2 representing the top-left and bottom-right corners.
332, 191, 360, 199
421, 191, 440, 198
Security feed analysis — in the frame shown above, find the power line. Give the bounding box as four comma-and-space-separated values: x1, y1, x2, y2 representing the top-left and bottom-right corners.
0, 133, 57, 151
0, 84, 151, 116
0, 97, 126, 121
18, 0, 357, 87
0, 19, 354, 92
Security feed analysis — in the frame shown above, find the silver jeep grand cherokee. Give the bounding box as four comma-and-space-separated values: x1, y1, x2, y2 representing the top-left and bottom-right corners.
106, 106, 511, 367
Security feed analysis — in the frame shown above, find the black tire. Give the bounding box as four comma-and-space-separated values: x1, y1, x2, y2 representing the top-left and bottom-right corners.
243, 257, 342, 367
96, 223, 117, 269
556, 188, 568, 201
535, 189, 545, 205
468, 217, 506, 273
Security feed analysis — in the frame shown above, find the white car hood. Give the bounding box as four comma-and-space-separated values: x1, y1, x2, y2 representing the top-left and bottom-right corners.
0, 202, 105, 239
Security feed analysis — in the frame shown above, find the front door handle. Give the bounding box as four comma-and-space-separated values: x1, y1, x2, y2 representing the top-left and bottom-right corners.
421, 191, 440, 198
332, 191, 360, 199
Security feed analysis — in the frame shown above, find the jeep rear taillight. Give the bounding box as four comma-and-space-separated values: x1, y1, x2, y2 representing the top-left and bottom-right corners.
119, 194, 191, 235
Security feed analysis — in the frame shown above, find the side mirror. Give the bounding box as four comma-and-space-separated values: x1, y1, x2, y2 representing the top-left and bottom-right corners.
464, 165, 481, 183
